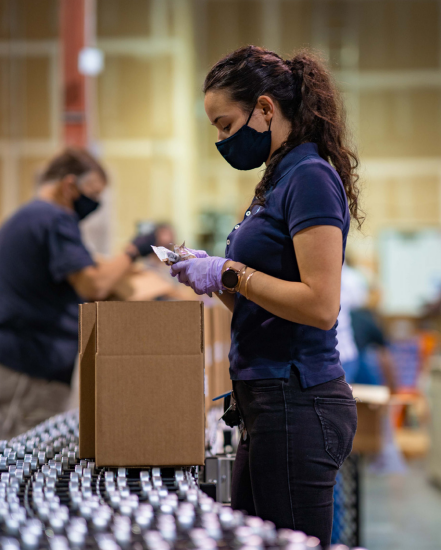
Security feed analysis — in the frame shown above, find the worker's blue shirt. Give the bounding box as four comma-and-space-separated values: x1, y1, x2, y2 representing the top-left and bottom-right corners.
226, 143, 349, 388
0, 200, 94, 384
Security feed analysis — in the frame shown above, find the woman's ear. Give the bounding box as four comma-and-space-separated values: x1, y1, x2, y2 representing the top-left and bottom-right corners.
257, 95, 275, 122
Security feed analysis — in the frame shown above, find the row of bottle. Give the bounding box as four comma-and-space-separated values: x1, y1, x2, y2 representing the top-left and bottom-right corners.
0, 411, 366, 550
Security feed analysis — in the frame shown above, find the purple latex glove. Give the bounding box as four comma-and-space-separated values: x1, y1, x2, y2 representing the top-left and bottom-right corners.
186, 248, 209, 259
170, 257, 228, 296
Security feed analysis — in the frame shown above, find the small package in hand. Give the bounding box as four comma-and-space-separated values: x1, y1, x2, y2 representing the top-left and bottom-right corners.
151, 242, 196, 266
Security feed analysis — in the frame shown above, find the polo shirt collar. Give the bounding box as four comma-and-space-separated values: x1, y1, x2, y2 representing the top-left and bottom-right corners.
271, 142, 319, 185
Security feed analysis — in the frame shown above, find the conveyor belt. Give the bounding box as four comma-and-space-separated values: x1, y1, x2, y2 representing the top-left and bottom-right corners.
0, 410, 355, 550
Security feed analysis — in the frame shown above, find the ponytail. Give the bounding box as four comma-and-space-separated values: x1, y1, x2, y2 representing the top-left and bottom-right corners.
204, 46, 363, 228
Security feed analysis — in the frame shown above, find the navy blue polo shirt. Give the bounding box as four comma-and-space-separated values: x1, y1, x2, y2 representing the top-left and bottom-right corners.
0, 200, 94, 384
226, 143, 349, 388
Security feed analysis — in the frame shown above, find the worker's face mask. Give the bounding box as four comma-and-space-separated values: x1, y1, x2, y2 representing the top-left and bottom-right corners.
216, 106, 272, 171
73, 193, 100, 220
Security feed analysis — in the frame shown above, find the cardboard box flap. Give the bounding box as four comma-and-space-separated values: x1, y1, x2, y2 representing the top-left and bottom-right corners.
79, 303, 97, 459
96, 301, 203, 356
79, 302, 97, 354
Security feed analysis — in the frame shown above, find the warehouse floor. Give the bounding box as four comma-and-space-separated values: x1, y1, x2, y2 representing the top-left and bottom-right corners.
362, 460, 441, 550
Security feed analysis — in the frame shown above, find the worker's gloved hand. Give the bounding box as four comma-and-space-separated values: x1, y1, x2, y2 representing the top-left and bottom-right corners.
186, 248, 209, 259
131, 232, 157, 257
170, 257, 228, 295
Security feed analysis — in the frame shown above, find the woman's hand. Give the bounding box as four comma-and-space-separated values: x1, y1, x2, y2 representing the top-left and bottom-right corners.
170, 256, 228, 296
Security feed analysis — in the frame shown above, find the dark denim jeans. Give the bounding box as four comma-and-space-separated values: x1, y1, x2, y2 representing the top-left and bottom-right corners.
231, 368, 357, 548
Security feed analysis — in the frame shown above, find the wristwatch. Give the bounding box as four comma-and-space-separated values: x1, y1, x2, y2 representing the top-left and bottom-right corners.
222, 266, 246, 293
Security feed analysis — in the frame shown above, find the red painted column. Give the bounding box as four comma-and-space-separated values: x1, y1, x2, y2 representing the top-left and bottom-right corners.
60, 0, 88, 147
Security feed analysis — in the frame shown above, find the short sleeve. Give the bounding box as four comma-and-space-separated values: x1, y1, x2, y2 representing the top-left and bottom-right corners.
47, 213, 95, 282
283, 159, 346, 238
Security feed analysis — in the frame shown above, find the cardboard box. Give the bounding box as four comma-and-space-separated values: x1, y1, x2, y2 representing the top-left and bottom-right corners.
79, 301, 205, 467
352, 384, 390, 454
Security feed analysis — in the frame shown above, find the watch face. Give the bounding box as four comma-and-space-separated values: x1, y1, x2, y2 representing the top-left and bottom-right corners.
222, 269, 239, 289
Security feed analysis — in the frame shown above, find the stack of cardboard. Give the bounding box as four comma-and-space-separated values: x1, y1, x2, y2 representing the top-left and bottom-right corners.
79, 301, 205, 467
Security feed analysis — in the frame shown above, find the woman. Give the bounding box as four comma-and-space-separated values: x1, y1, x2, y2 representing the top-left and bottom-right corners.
171, 46, 360, 546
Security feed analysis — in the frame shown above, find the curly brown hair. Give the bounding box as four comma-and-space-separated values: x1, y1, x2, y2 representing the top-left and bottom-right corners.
203, 46, 363, 228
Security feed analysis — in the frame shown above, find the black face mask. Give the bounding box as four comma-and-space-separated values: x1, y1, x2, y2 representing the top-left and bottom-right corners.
73, 193, 100, 220
216, 106, 272, 170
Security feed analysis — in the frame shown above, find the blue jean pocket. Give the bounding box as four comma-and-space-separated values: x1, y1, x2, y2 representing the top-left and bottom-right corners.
314, 397, 358, 467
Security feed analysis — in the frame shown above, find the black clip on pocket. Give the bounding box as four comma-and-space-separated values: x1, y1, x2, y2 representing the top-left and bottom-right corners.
213, 391, 241, 428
